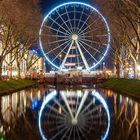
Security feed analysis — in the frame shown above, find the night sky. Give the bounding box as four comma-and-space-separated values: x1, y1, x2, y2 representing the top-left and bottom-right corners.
40, 0, 99, 17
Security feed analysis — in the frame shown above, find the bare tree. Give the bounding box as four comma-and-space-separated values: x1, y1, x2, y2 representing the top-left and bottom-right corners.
0, 0, 41, 79
92, 0, 140, 79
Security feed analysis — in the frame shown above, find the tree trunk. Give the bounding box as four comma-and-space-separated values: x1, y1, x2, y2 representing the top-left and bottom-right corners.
0, 65, 2, 80
8, 64, 12, 79
17, 62, 21, 79
17, 66, 21, 79
116, 62, 120, 78
134, 62, 138, 79
0, 59, 3, 80
24, 67, 28, 78
113, 64, 117, 78
123, 65, 127, 79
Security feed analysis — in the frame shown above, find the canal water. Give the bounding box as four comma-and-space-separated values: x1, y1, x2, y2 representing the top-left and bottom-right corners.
0, 85, 139, 140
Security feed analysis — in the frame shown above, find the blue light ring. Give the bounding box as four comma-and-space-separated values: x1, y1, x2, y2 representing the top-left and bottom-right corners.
38, 90, 57, 140
39, 2, 111, 71
39, 90, 110, 140
92, 91, 110, 140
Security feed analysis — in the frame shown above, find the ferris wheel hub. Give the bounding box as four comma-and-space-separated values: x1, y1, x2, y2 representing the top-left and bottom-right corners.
71, 118, 78, 125
72, 34, 78, 41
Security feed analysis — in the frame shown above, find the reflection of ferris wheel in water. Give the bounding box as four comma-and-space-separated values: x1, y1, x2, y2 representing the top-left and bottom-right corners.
39, 2, 110, 71
39, 90, 110, 140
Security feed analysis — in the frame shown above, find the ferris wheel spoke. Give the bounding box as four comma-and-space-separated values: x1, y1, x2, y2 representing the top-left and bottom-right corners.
78, 41, 98, 63
80, 100, 94, 115
45, 25, 69, 36
77, 125, 88, 140
56, 10, 72, 34
81, 34, 107, 39
75, 126, 81, 140
83, 123, 95, 132
76, 91, 80, 111
95, 34, 108, 37
81, 38, 107, 46
48, 38, 69, 45
50, 125, 68, 140
80, 123, 91, 133
83, 105, 101, 117
54, 99, 69, 115
67, 127, 73, 140
44, 113, 64, 121
46, 40, 70, 55
61, 127, 71, 140
60, 92, 74, 119
91, 120, 107, 126
79, 39, 104, 55
82, 104, 101, 117
79, 16, 101, 35
57, 119, 65, 125
77, 10, 93, 34
84, 111, 103, 119
45, 120, 66, 133
52, 41, 71, 62
42, 33, 68, 38
46, 105, 66, 117
75, 91, 88, 119
75, 41, 90, 70
80, 24, 106, 36
65, 6, 74, 33
60, 40, 74, 70
82, 34, 107, 38
48, 16, 71, 35
75, 7, 85, 33
74, 6, 76, 32
85, 113, 103, 120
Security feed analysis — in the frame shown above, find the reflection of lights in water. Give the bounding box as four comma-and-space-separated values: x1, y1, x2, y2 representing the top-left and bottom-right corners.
58, 107, 62, 114
32, 98, 38, 110
107, 90, 112, 97
39, 90, 57, 140
77, 90, 82, 98
38, 90, 110, 140
92, 91, 110, 140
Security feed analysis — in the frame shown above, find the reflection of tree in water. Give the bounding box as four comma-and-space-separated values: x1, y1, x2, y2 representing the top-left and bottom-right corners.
0, 95, 40, 140
0, 88, 139, 140
13, 107, 40, 140
108, 96, 139, 140
0, 86, 46, 140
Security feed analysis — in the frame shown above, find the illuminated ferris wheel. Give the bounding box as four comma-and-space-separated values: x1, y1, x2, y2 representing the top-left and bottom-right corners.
39, 2, 110, 71
39, 90, 110, 140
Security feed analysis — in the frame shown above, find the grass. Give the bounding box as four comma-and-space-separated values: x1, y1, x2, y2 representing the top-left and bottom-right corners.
103, 78, 140, 99
0, 79, 37, 95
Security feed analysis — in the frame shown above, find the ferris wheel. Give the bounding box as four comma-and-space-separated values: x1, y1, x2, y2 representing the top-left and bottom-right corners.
39, 90, 110, 140
39, 2, 110, 71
